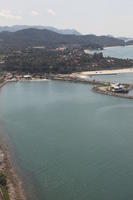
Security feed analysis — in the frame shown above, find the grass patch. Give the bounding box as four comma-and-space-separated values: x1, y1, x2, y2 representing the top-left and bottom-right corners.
0, 172, 10, 200
1, 186, 10, 200
0, 79, 4, 84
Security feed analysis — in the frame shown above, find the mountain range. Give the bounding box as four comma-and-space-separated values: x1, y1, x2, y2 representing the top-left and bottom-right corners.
118, 37, 133, 42
0, 25, 81, 35
0, 28, 125, 50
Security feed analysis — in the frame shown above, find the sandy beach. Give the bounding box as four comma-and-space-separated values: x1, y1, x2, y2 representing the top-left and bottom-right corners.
0, 67, 132, 199
74, 68, 133, 78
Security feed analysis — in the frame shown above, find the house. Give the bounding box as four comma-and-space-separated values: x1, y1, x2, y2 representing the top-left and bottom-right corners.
111, 83, 128, 93
23, 75, 32, 80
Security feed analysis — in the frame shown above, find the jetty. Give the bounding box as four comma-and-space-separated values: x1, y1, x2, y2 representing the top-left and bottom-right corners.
1, 73, 133, 100
48, 74, 133, 99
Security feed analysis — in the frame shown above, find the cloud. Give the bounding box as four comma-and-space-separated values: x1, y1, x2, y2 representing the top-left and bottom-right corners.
31, 10, 39, 16
48, 9, 56, 16
0, 9, 22, 20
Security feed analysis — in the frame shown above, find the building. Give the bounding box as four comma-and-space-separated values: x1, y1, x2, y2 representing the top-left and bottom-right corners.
111, 83, 128, 93
23, 75, 32, 80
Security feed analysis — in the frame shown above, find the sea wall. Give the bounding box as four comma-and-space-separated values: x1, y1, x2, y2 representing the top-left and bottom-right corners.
93, 86, 133, 99
49, 75, 109, 86
49, 75, 133, 100
0, 81, 8, 89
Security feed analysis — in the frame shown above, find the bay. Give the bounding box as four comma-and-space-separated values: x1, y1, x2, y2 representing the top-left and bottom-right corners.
103, 45, 133, 59
0, 81, 133, 200
87, 45, 133, 83
86, 45, 133, 59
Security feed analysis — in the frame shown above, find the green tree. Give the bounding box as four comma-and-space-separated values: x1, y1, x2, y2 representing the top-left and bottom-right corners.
0, 173, 7, 187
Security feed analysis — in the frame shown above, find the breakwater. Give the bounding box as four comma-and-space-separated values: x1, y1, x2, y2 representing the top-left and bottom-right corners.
49, 74, 109, 86
0, 80, 18, 89
1, 74, 133, 100
93, 86, 133, 99
0, 81, 8, 89
49, 74, 133, 99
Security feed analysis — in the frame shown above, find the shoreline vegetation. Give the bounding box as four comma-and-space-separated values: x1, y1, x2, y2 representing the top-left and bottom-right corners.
1, 67, 133, 98
49, 72, 133, 99
1, 68, 133, 98
0, 80, 26, 200
0, 68, 133, 199
0, 143, 26, 200
0, 27, 133, 199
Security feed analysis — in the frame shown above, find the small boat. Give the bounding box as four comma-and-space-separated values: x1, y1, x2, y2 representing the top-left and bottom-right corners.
112, 87, 129, 93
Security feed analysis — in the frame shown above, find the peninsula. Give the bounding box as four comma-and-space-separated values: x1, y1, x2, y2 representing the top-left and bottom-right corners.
1, 28, 133, 199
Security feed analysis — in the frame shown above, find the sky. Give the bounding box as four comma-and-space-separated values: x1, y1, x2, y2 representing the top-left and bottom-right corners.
0, 0, 133, 37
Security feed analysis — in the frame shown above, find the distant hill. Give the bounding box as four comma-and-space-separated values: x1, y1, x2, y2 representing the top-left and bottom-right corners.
118, 37, 133, 42
126, 40, 133, 45
0, 28, 125, 50
0, 25, 81, 35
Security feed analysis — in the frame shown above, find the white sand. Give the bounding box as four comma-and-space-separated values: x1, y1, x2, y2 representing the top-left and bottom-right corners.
73, 68, 133, 78
19, 78, 49, 82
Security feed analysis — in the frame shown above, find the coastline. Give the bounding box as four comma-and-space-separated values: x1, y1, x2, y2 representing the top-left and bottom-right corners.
0, 142, 26, 200
0, 81, 8, 89
49, 72, 133, 99
0, 68, 133, 199
0, 81, 27, 200
93, 85, 133, 100
104, 45, 133, 50
73, 68, 133, 77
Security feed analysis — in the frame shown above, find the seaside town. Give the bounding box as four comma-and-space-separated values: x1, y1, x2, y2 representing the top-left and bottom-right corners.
1, 0, 133, 199
1, 68, 133, 100
0, 18, 133, 200
1, 47, 133, 74
0, 66, 133, 199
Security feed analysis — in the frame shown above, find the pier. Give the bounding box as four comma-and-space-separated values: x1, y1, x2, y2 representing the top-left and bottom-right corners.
49, 74, 133, 99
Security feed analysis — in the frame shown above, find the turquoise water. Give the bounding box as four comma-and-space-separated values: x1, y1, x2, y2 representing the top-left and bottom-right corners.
0, 81, 133, 200
102, 45, 133, 59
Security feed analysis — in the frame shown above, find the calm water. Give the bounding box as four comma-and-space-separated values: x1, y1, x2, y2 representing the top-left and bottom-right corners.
86, 45, 133, 59
0, 81, 133, 200
89, 73, 133, 83
87, 45, 133, 83
102, 45, 133, 59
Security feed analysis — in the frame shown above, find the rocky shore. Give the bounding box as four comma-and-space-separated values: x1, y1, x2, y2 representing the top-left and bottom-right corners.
0, 71, 133, 199
93, 85, 133, 99
0, 82, 8, 89
49, 74, 133, 99
0, 144, 26, 200
0, 78, 26, 200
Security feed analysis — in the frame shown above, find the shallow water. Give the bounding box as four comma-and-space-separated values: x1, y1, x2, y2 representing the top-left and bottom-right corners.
0, 81, 133, 200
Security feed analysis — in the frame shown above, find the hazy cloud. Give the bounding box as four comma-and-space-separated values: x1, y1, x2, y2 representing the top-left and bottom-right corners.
48, 9, 56, 16
0, 9, 23, 20
31, 10, 39, 16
